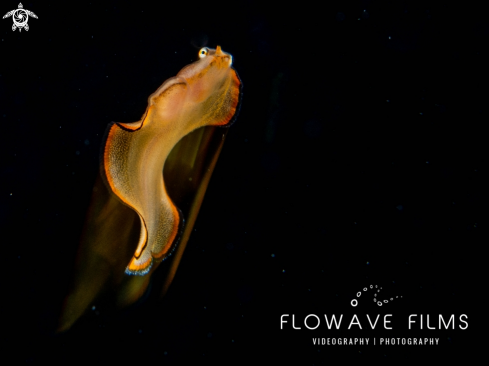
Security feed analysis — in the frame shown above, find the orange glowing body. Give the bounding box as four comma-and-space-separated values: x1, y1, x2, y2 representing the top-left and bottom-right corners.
104, 46, 240, 275
58, 46, 242, 331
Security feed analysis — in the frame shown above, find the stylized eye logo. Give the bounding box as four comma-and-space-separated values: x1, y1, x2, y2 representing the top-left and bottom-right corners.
351, 284, 402, 307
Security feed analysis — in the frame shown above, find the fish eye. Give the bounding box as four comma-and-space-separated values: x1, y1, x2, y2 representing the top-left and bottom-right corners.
199, 48, 208, 59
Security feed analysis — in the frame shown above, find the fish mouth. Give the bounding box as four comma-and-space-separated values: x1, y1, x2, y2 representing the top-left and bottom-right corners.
215, 45, 233, 66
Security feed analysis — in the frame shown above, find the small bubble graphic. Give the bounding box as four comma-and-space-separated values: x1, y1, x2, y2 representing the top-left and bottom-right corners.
351, 284, 402, 307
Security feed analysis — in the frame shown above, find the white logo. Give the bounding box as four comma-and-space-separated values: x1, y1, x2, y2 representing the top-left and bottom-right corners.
3, 3, 37, 32
351, 284, 402, 307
